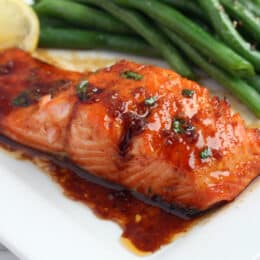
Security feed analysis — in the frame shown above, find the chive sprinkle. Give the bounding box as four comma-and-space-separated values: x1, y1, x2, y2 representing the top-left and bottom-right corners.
12, 92, 32, 107
144, 96, 156, 106
200, 147, 212, 160
120, 71, 143, 81
172, 118, 183, 134
76, 80, 89, 101
182, 89, 195, 98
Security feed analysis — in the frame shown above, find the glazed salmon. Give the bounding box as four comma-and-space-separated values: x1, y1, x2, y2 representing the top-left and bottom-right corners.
0, 49, 259, 218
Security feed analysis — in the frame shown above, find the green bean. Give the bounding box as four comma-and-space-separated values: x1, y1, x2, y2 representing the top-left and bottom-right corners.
238, 0, 260, 17
199, 0, 260, 72
220, 0, 260, 43
69, 0, 195, 78
39, 27, 160, 57
162, 27, 260, 117
113, 0, 255, 78
252, 0, 260, 6
160, 0, 204, 18
38, 16, 72, 28
160, 0, 211, 30
247, 75, 260, 93
32, 0, 41, 4
34, 0, 133, 34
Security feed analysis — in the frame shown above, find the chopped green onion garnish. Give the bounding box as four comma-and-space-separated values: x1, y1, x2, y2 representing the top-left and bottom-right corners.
12, 92, 31, 107
182, 89, 195, 98
77, 80, 89, 101
144, 96, 156, 106
171, 117, 197, 138
120, 71, 143, 81
172, 118, 183, 134
200, 147, 212, 159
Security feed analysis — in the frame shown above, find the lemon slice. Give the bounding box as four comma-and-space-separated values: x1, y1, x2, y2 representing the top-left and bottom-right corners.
0, 0, 39, 52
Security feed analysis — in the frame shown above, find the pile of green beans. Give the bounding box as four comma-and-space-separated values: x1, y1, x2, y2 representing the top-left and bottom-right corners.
34, 0, 260, 117
34, 0, 133, 34
40, 27, 160, 56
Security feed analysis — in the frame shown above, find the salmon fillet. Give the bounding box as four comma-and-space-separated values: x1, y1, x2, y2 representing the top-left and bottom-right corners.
0, 49, 259, 218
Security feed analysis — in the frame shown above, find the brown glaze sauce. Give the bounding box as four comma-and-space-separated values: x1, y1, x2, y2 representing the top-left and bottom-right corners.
0, 135, 197, 253
53, 164, 196, 253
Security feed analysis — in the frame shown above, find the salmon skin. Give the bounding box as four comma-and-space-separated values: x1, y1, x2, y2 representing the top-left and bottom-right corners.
0, 48, 259, 218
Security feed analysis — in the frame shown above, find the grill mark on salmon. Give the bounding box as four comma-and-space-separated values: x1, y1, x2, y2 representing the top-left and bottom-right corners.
0, 48, 259, 218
